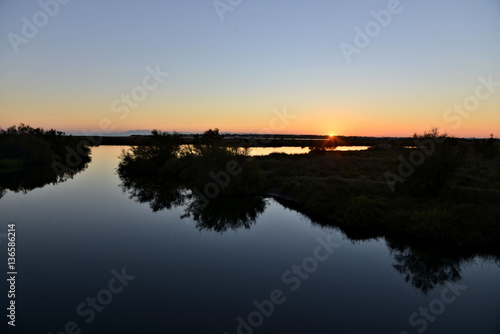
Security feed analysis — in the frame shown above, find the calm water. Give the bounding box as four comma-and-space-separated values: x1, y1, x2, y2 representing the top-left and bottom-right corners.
249, 146, 370, 155
177, 145, 370, 156
1, 146, 499, 334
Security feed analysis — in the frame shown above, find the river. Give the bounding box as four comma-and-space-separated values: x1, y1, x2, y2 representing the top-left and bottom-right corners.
0, 146, 498, 334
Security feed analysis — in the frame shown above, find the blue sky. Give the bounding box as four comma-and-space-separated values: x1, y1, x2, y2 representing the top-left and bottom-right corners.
1, 0, 499, 136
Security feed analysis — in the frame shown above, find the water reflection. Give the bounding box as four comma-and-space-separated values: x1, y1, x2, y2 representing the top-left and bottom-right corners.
388, 241, 465, 294
387, 240, 499, 294
0, 161, 89, 199
271, 197, 500, 295
119, 176, 186, 212
119, 175, 266, 233
118, 165, 500, 295
185, 195, 266, 232
249, 146, 370, 156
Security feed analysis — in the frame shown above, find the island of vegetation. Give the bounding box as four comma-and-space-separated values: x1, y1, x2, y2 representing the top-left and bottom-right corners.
0, 124, 92, 197
118, 128, 500, 251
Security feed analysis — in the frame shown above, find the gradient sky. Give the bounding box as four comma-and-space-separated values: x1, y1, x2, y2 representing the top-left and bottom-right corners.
1, 0, 499, 137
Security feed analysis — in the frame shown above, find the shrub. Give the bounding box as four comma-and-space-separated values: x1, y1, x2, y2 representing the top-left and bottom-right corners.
119, 128, 264, 197
474, 134, 498, 160
118, 130, 181, 177
0, 124, 90, 167
400, 128, 463, 197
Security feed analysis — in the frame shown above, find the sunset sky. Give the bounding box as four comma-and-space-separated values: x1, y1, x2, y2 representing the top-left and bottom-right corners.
1, 0, 499, 137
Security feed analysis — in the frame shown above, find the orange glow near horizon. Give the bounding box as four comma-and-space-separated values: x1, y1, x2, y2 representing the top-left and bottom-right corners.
1, 94, 499, 138
1, 1, 500, 140
2, 112, 499, 138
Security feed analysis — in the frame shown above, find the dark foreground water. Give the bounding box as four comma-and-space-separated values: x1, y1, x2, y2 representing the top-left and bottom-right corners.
1, 146, 499, 334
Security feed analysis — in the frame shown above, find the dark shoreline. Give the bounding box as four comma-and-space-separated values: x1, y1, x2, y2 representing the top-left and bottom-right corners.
266, 191, 500, 256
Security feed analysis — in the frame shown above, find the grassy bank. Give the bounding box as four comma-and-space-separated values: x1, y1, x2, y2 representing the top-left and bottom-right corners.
256, 132, 500, 249
257, 148, 499, 248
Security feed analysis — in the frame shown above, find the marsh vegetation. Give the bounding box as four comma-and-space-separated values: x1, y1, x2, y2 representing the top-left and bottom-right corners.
117, 128, 499, 250
0, 124, 91, 197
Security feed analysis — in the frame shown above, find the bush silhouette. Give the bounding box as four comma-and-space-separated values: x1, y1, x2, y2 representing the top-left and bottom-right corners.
0, 123, 91, 167
118, 128, 263, 197
400, 128, 463, 197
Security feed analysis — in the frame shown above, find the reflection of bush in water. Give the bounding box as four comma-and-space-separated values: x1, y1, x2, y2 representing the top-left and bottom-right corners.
390, 246, 462, 294
119, 175, 267, 233
386, 240, 500, 295
185, 196, 266, 233
119, 177, 187, 212
0, 162, 89, 199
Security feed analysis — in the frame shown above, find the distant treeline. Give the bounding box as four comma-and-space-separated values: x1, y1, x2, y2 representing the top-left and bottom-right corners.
74, 133, 499, 148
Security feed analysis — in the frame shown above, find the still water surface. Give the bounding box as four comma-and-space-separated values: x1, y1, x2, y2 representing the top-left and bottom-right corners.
0, 146, 498, 333
248, 146, 370, 155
